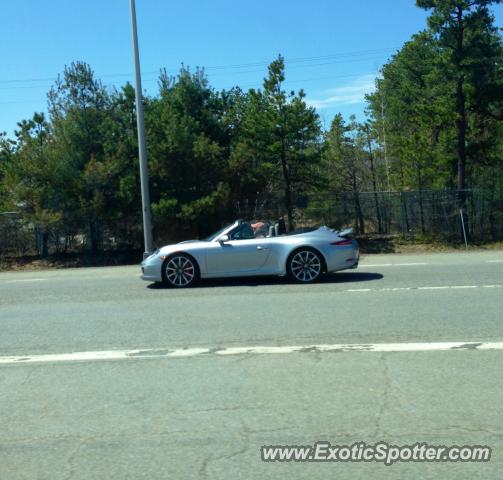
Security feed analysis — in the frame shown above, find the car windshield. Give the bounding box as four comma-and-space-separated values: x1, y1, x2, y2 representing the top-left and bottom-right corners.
203, 223, 235, 241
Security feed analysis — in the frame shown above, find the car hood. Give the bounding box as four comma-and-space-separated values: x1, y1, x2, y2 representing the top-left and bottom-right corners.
178, 239, 203, 244
157, 240, 206, 254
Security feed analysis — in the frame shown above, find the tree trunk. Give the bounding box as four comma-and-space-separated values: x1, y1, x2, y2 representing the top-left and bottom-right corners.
41, 232, 49, 258
89, 220, 99, 254
365, 124, 382, 233
353, 191, 364, 234
351, 168, 364, 234
280, 135, 294, 231
400, 191, 410, 237
416, 162, 426, 234
455, 5, 470, 241
455, 76, 467, 192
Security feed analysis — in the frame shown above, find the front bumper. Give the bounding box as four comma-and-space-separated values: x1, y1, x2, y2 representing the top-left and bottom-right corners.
140, 256, 163, 282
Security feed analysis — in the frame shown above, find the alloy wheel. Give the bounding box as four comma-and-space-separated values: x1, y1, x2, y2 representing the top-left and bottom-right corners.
290, 250, 322, 283
165, 255, 196, 287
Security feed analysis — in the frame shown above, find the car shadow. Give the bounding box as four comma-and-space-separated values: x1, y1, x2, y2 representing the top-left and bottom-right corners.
147, 271, 383, 289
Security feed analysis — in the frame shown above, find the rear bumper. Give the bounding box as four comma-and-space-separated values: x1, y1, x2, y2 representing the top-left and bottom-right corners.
342, 256, 359, 270
350, 242, 360, 268
324, 240, 359, 272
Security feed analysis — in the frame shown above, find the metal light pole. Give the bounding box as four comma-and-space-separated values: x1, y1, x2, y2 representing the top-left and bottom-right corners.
130, 0, 153, 258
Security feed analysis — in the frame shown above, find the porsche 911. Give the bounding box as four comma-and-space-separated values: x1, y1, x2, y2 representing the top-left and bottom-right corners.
140, 219, 359, 287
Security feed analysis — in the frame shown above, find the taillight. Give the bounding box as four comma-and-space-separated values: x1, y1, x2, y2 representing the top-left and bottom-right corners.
331, 239, 353, 246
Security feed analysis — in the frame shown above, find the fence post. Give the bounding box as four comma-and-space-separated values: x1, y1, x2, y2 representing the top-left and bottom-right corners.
459, 208, 468, 249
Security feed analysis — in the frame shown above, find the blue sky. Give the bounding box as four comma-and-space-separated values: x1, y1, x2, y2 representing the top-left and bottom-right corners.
1, 0, 502, 136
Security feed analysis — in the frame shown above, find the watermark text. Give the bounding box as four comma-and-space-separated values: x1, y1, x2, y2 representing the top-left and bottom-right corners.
261, 441, 491, 465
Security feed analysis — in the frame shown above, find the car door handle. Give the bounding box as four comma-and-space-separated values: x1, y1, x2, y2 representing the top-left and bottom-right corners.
257, 246, 268, 250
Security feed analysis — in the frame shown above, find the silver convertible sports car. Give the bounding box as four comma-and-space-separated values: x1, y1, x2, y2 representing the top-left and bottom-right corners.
141, 219, 359, 287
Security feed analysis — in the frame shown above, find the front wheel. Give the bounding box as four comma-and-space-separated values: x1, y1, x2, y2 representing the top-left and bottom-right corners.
287, 249, 323, 283
162, 253, 199, 288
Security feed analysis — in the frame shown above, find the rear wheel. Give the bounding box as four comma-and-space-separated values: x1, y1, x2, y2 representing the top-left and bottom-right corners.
162, 253, 199, 288
287, 248, 323, 283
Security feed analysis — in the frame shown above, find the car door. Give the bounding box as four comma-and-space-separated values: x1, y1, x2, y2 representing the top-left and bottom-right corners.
205, 238, 272, 276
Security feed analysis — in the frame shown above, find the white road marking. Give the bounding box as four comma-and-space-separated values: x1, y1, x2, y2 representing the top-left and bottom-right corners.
5, 278, 48, 283
486, 260, 503, 263
394, 262, 429, 266
361, 263, 393, 267
0, 341, 501, 366
360, 262, 428, 267
347, 284, 503, 293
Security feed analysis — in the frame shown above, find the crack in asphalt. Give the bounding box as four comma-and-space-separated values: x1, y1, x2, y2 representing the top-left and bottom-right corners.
198, 420, 252, 478
62, 437, 89, 480
450, 343, 483, 350
374, 353, 391, 439
181, 405, 262, 415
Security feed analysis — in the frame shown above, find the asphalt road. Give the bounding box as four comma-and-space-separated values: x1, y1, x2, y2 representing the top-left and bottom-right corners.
0, 250, 502, 479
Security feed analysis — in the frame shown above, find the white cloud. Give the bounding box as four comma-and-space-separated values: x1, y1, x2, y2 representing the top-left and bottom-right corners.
306, 74, 376, 110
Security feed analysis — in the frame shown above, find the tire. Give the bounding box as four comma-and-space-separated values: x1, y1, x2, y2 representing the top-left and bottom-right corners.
287, 248, 324, 283
162, 253, 199, 288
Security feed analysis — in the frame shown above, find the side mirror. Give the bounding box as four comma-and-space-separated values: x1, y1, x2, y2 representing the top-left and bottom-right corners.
218, 234, 229, 244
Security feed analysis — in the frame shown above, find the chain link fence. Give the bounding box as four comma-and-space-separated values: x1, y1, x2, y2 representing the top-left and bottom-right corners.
235, 189, 503, 242
0, 212, 31, 258
0, 213, 143, 259
2, 189, 502, 259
